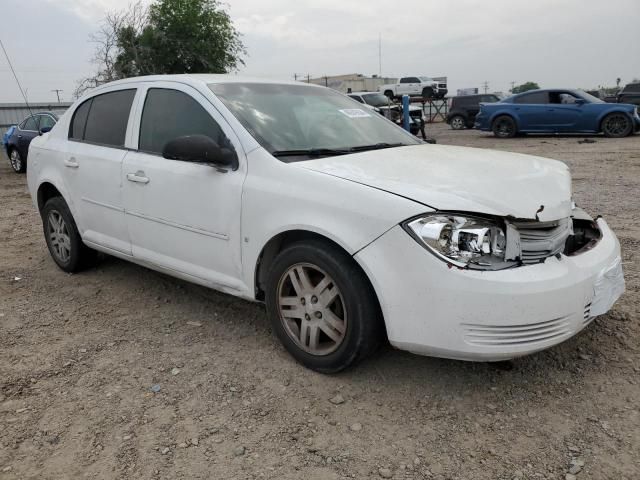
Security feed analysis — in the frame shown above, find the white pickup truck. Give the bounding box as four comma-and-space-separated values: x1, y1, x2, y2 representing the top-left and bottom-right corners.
379, 76, 448, 100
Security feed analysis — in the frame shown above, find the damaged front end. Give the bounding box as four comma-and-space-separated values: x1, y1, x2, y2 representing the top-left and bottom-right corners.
403, 207, 603, 270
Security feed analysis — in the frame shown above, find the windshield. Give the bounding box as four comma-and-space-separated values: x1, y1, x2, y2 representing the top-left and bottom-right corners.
575, 90, 604, 103
208, 83, 419, 156
361, 93, 393, 107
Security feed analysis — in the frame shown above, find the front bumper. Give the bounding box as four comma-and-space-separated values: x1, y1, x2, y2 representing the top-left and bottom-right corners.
355, 218, 624, 361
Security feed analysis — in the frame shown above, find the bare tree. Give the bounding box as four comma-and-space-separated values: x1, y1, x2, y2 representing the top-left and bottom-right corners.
74, 2, 148, 99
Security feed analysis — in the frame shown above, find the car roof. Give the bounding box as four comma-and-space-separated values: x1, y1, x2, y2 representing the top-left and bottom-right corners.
347, 91, 381, 95
90, 74, 319, 94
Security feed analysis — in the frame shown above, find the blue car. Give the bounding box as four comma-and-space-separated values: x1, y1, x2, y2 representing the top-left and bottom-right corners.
475, 89, 640, 138
5, 112, 58, 173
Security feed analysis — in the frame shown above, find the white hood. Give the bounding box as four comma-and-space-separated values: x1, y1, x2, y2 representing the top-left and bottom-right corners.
298, 144, 572, 221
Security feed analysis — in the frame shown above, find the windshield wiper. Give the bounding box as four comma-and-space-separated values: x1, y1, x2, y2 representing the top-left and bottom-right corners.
348, 142, 405, 152
271, 143, 406, 158
271, 148, 351, 158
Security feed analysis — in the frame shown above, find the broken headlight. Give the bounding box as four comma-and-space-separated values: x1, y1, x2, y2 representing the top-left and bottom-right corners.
403, 213, 517, 270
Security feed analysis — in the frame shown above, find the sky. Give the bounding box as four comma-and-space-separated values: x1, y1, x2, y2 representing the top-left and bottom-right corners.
1, 0, 639, 103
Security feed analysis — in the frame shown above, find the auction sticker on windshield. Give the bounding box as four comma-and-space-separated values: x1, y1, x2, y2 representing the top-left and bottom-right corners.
339, 109, 371, 118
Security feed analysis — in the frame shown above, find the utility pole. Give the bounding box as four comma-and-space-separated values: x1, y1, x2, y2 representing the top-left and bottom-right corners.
51, 89, 63, 102
482, 81, 489, 94
306, 74, 310, 83
510, 81, 515, 92
293, 73, 298, 81
378, 33, 382, 77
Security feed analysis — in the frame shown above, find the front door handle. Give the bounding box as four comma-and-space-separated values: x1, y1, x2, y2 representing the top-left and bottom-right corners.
127, 171, 150, 184
64, 157, 79, 168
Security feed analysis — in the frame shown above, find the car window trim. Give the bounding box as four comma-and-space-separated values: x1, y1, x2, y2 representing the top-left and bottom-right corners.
20, 115, 39, 132
136, 86, 230, 158
67, 88, 136, 148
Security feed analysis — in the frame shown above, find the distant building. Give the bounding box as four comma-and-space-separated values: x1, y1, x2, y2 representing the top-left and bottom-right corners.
307, 73, 397, 93
0, 102, 71, 129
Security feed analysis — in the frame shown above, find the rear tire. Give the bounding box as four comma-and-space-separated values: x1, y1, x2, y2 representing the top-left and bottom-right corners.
492, 115, 517, 138
9, 148, 26, 173
450, 115, 466, 130
42, 196, 96, 272
601, 113, 633, 138
265, 240, 383, 373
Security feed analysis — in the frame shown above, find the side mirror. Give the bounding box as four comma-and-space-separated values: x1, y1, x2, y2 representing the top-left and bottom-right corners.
574, 98, 586, 105
40, 126, 53, 134
162, 134, 238, 170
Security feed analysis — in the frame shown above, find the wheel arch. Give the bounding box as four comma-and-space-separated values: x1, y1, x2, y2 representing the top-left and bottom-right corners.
597, 109, 634, 132
253, 229, 381, 313
490, 111, 519, 131
37, 181, 65, 213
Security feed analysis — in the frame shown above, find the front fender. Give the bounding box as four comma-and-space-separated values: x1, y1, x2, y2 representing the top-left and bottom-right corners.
240, 149, 426, 298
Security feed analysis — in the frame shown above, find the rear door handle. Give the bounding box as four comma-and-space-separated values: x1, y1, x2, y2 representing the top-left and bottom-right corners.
64, 157, 79, 168
127, 171, 150, 184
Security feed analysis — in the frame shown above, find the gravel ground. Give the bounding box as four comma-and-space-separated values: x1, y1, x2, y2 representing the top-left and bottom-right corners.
1, 124, 639, 480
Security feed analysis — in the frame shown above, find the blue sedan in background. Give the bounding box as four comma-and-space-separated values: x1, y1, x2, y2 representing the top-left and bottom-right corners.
475, 89, 640, 138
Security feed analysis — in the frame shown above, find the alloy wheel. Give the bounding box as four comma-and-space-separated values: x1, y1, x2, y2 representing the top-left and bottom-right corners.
603, 114, 630, 136
451, 117, 465, 130
495, 118, 514, 137
276, 263, 347, 356
47, 210, 72, 263
10, 150, 22, 172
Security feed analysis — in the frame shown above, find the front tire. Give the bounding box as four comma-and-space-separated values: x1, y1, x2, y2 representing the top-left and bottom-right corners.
422, 87, 434, 99
450, 115, 466, 130
383, 90, 395, 101
601, 113, 633, 138
42, 196, 96, 272
9, 148, 26, 173
492, 115, 517, 138
265, 240, 383, 373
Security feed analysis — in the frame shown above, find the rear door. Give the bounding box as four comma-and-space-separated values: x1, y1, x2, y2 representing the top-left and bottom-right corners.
121, 82, 246, 289
63, 87, 137, 255
513, 91, 552, 131
17, 116, 38, 158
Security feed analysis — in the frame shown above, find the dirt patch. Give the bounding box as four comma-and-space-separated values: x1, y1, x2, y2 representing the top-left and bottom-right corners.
1, 126, 638, 479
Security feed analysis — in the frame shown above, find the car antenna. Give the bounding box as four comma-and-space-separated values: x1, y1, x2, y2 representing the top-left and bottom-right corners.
0, 36, 36, 122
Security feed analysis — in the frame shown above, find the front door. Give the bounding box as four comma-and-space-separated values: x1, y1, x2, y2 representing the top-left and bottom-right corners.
122, 84, 246, 290
548, 91, 584, 132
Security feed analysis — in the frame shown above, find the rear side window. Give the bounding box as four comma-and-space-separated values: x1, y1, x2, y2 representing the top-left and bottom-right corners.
83, 89, 136, 147
69, 99, 92, 140
514, 92, 549, 104
139, 88, 226, 155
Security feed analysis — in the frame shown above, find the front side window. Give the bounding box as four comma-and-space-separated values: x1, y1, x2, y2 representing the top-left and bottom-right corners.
83, 89, 136, 147
349, 95, 364, 104
209, 83, 419, 159
22, 116, 38, 131
38, 115, 56, 130
139, 88, 226, 155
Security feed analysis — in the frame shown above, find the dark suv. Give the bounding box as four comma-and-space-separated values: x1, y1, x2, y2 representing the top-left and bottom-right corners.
446, 94, 500, 130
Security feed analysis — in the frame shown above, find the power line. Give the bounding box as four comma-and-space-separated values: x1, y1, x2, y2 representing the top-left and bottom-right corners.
0, 36, 34, 117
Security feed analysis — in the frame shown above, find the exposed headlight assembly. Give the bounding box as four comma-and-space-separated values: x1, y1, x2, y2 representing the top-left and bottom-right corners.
403, 213, 517, 270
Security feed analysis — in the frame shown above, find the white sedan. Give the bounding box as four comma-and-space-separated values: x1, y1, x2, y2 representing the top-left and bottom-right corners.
26, 75, 625, 372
